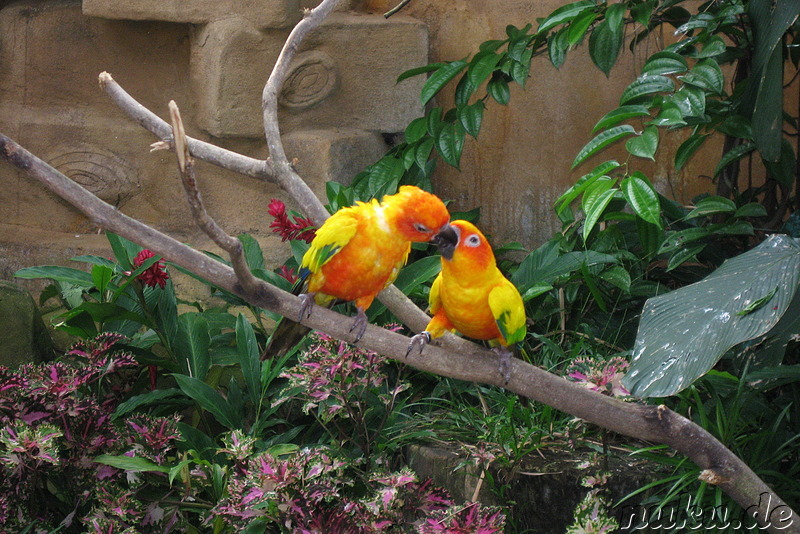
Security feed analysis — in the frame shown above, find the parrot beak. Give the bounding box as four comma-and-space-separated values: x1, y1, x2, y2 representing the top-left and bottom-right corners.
433, 224, 458, 260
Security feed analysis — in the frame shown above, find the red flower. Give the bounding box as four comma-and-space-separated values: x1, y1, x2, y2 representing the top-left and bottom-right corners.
132, 249, 169, 289
278, 265, 299, 284
268, 199, 316, 244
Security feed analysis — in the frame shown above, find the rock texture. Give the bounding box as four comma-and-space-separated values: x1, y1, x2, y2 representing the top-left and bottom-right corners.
0, 281, 54, 366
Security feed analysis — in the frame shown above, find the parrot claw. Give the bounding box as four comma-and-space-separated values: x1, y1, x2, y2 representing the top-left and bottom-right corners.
406, 331, 432, 357
349, 309, 368, 343
298, 293, 316, 321
493, 347, 513, 385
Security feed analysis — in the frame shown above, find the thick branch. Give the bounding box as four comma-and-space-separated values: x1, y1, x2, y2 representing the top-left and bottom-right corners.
2, 133, 796, 534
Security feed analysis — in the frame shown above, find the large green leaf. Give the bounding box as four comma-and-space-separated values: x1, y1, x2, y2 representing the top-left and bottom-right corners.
589, 18, 623, 76
572, 125, 636, 169
620, 76, 674, 105
625, 126, 659, 160
174, 374, 241, 429
95, 454, 169, 473
624, 235, 800, 398
15, 265, 95, 287
421, 59, 468, 106
236, 314, 262, 402
556, 160, 620, 214
592, 106, 650, 133
537, 0, 596, 35
621, 173, 661, 227
435, 122, 466, 168
175, 313, 211, 381
582, 188, 618, 241
674, 133, 708, 170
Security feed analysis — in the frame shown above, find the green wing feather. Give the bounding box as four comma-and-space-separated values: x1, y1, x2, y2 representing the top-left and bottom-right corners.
488, 281, 527, 345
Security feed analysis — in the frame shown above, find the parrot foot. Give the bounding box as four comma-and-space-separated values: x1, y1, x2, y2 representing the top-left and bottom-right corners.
493, 347, 513, 385
298, 293, 316, 321
406, 331, 432, 357
349, 309, 368, 343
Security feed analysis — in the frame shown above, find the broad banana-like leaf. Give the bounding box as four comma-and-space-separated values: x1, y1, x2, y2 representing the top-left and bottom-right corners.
624, 235, 800, 398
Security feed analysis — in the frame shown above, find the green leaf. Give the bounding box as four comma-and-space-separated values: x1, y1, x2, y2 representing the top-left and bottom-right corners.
95, 454, 169, 473
14, 265, 94, 287
624, 235, 800, 397
605, 3, 626, 35
620, 75, 674, 105
666, 243, 706, 271
572, 125, 636, 169
658, 227, 710, 254
583, 188, 618, 241
716, 115, 753, 139
592, 105, 650, 133
641, 52, 688, 76
468, 51, 502, 89
405, 117, 428, 144
397, 62, 447, 83
537, 0, 596, 34
175, 313, 211, 381
764, 139, 797, 188
695, 35, 727, 58
420, 59, 468, 106
737, 286, 778, 316
622, 174, 661, 227
713, 141, 756, 178
91, 264, 114, 297
458, 102, 484, 138
174, 374, 241, 429
601, 265, 632, 292
671, 85, 705, 118
581, 176, 615, 215
686, 196, 737, 219
415, 138, 435, 169
236, 314, 262, 401
625, 126, 659, 160
548, 28, 569, 68
589, 19, 623, 76
679, 58, 724, 94
556, 160, 620, 213
649, 103, 687, 127
106, 232, 138, 271
630, 0, 655, 26
435, 122, 466, 169
113, 388, 184, 419
238, 233, 265, 271
487, 77, 511, 105
674, 133, 708, 170
735, 203, 768, 218
567, 9, 596, 46
454, 74, 477, 108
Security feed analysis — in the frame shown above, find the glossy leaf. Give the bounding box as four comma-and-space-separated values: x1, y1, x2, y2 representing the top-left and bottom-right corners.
537, 0, 596, 34
238, 233, 265, 271
622, 174, 662, 227
405, 117, 428, 144
666, 243, 706, 271
468, 51, 502, 89
674, 133, 708, 170
91, 264, 114, 297
454, 74, 477, 107
695, 35, 727, 58
589, 19, 623, 76
583, 188, 618, 241
420, 59, 468, 106
671, 85, 705, 118
567, 9, 597, 46
658, 227, 709, 254
592, 105, 650, 132
15, 265, 95, 287
624, 235, 800, 397
397, 62, 447, 83
620, 75, 675, 105
606, 3, 626, 35
556, 160, 620, 213
458, 101, 484, 138
548, 28, 569, 68
686, 196, 736, 219
95, 454, 169, 473
175, 313, 211, 381
436, 122, 466, 169
625, 126, 659, 160
415, 137, 435, 170
642, 52, 688, 76
487, 77, 511, 105
679, 59, 724, 94
735, 203, 768, 218
572, 125, 636, 169
174, 374, 241, 429
713, 140, 756, 177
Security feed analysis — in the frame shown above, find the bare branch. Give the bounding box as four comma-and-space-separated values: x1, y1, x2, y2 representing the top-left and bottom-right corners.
1, 132, 797, 533
261, 0, 345, 225
167, 101, 263, 296
99, 72, 271, 180
384, 0, 413, 18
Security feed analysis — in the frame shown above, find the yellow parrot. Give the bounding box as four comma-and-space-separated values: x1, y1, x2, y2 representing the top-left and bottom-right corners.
407, 220, 527, 382
265, 186, 450, 358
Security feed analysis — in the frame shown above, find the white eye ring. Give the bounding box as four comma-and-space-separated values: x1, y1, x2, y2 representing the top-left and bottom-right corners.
465, 234, 481, 247
414, 223, 429, 233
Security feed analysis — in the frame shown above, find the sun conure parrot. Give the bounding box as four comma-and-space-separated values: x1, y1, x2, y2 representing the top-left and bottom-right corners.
264, 185, 450, 358
407, 220, 527, 383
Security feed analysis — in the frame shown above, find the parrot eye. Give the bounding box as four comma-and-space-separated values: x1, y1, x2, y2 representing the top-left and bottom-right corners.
413, 223, 430, 233
465, 234, 481, 247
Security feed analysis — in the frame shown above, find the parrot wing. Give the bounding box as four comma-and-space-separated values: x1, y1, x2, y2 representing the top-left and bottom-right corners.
299, 209, 359, 278
488, 281, 527, 345
428, 272, 443, 315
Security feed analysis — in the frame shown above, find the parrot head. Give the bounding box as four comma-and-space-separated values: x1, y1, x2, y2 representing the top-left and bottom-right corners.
433, 220, 495, 268
385, 185, 451, 242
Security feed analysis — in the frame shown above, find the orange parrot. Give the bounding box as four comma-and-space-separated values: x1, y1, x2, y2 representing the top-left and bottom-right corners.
407, 220, 527, 382
265, 186, 450, 358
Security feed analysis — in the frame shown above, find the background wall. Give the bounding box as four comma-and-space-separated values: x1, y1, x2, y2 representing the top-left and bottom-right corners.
1, 0, 728, 295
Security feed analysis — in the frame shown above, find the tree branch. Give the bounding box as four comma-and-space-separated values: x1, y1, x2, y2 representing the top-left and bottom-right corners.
1, 133, 796, 533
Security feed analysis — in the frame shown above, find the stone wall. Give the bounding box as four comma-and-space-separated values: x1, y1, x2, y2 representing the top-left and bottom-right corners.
0, 0, 764, 288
